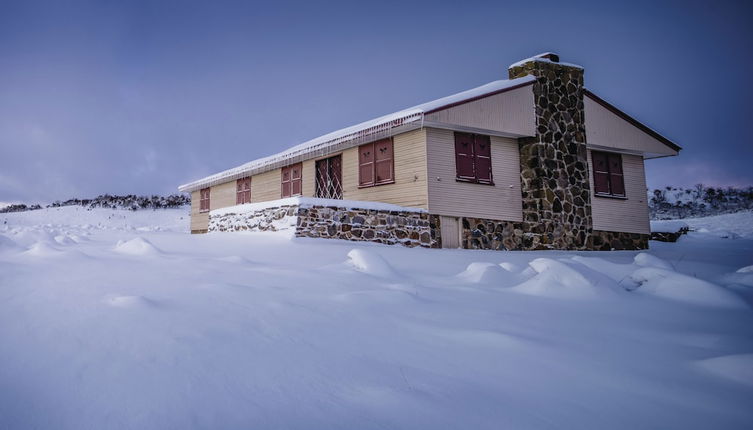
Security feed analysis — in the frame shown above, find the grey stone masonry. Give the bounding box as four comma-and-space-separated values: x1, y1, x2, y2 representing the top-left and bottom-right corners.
508, 54, 594, 250
208, 202, 437, 248
591, 230, 650, 250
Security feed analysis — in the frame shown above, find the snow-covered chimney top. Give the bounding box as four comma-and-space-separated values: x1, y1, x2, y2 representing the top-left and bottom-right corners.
507, 52, 583, 80
535, 52, 559, 62
508, 52, 582, 70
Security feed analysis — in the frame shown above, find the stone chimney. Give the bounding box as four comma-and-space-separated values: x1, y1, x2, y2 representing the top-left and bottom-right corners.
508, 53, 593, 250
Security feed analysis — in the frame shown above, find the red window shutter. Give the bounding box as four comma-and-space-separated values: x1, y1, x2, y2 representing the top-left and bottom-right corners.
374, 138, 394, 184
281, 167, 291, 198
473, 135, 493, 184
236, 178, 251, 204
200, 188, 210, 211
608, 154, 625, 196
454, 132, 476, 180
592, 152, 610, 194
359, 142, 375, 186
291, 163, 302, 196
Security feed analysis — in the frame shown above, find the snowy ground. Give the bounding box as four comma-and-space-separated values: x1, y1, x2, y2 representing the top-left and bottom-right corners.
1, 207, 752, 429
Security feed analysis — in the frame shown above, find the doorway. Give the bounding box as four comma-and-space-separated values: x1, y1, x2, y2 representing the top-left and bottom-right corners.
440, 216, 461, 249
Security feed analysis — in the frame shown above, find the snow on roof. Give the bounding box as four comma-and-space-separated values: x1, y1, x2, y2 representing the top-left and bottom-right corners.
178, 75, 536, 192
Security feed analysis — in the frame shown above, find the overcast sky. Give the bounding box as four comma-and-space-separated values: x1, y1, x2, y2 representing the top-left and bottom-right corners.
1, 0, 751, 203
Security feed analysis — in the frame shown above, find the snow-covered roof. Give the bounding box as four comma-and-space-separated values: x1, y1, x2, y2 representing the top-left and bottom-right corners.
178, 75, 536, 193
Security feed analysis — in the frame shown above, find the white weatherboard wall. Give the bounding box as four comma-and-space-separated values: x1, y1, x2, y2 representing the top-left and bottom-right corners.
588, 151, 650, 234
426, 128, 523, 221
424, 84, 535, 136
190, 190, 208, 232
584, 96, 677, 157
341, 128, 429, 209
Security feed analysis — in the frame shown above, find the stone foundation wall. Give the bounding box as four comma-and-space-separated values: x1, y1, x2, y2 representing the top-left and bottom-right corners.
461, 218, 526, 250
210, 205, 299, 233
458, 217, 649, 251
208, 203, 436, 248
589, 230, 649, 250
295, 206, 435, 248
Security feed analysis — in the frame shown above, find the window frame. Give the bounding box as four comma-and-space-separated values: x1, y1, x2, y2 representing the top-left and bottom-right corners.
591, 150, 627, 199
358, 138, 395, 188
236, 177, 251, 205
454, 132, 494, 185
315, 154, 343, 199
281, 163, 303, 198
199, 187, 210, 213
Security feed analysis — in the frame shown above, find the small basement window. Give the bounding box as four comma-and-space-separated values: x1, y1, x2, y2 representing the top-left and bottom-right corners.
592, 151, 626, 197
359, 138, 394, 187
236, 177, 251, 204
281, 163, 303, 198
199, 187, 210, 212
454, 132, 493, 185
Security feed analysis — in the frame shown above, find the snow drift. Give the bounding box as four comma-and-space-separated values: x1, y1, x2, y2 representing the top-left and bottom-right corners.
113, 237, 161, 255
0, 206, 752, 430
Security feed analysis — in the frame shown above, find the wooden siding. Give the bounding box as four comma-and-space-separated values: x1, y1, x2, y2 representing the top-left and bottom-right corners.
190, 190, 209, 232
341, 128, 429, 208
426, 128, 523, 221
585, 96, 677, 157
209, 181, 236, 210
250, 168, 283, 203
588, 150, 650, 234
424, 85, 535, 136
302, 159, 315, 197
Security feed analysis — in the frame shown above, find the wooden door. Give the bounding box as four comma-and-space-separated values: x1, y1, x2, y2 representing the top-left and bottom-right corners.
440, 216, 461, 249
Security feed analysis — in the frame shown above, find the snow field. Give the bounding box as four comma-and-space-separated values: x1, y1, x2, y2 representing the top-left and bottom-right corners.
0, 207, 752, 429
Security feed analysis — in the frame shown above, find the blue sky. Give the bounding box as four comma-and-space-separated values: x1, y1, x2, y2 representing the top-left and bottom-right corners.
1, 0, 751, 203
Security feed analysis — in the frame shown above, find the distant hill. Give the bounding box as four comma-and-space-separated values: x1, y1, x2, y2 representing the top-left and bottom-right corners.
0, 194, 190, 213
649, 185, 753, 219
3, 186, 751, 220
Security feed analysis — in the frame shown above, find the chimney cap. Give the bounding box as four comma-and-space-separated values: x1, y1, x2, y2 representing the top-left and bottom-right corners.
508, 52, 583, 70
534, 52, 560, 62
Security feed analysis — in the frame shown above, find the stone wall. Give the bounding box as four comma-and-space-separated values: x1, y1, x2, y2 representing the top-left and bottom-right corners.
458, 218, 650, 251
461, 218, 526, 251
208, 202, 437, 248
509, 55, 594, 250
295, 206, 435, 247
210, 205, 299, 233
590, 230, 650, 250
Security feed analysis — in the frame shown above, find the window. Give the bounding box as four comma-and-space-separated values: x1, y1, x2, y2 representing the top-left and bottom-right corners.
281, 163, 303, 198
359, 138, 394, 187
199, 187, 210, 212
236, 177, 251, 204
454, 132, 493, 184
315, 155, 343, 199
592, 151, 625, 197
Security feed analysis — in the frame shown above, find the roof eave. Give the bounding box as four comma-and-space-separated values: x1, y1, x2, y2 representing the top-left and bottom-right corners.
178, 118, 424, 193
